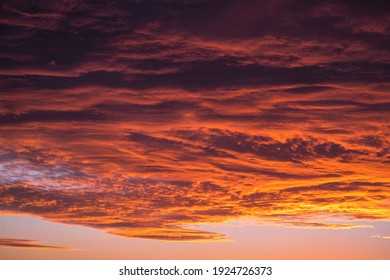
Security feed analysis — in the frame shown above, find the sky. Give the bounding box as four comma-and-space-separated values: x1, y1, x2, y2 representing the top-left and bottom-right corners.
0, 0, 389, 259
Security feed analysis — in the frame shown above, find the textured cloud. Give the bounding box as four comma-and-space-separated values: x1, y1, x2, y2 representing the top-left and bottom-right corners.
0, 0, 389, 241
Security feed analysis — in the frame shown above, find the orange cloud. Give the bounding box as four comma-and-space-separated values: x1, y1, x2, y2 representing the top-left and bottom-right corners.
0, 0, 389, 242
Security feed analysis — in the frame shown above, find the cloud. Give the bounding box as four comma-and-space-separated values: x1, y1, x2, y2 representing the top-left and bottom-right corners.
0, 0, 389, 242
109, 227, 226, 242
280, 181, 386, 194
170, 129, 357, 163
0, 110, 103, 124
371, 235, 390, 239
276, 221, 370, 229
0, 147, 92, 187
348, 135, 388, 148
0, 238, 75, 250
283, 85, 336, 94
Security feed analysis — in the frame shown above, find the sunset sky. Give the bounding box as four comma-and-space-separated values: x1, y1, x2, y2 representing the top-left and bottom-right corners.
0, 0, 389, 259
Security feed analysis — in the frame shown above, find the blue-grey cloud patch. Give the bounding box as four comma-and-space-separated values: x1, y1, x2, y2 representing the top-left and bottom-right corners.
0, 148, 92, 188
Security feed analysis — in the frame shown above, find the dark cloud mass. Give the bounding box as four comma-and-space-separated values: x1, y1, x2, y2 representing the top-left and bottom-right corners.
0, 0, 389, 241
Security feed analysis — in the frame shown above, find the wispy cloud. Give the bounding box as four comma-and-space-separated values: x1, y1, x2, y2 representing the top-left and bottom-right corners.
371, 235, 390, 239
0, 238, 75, 250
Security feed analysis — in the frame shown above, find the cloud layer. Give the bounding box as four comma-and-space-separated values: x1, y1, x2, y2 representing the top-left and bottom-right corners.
0, 0, 389, 241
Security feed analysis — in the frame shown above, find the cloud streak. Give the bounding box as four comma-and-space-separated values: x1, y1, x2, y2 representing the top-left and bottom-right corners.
0, 238, 75, 251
